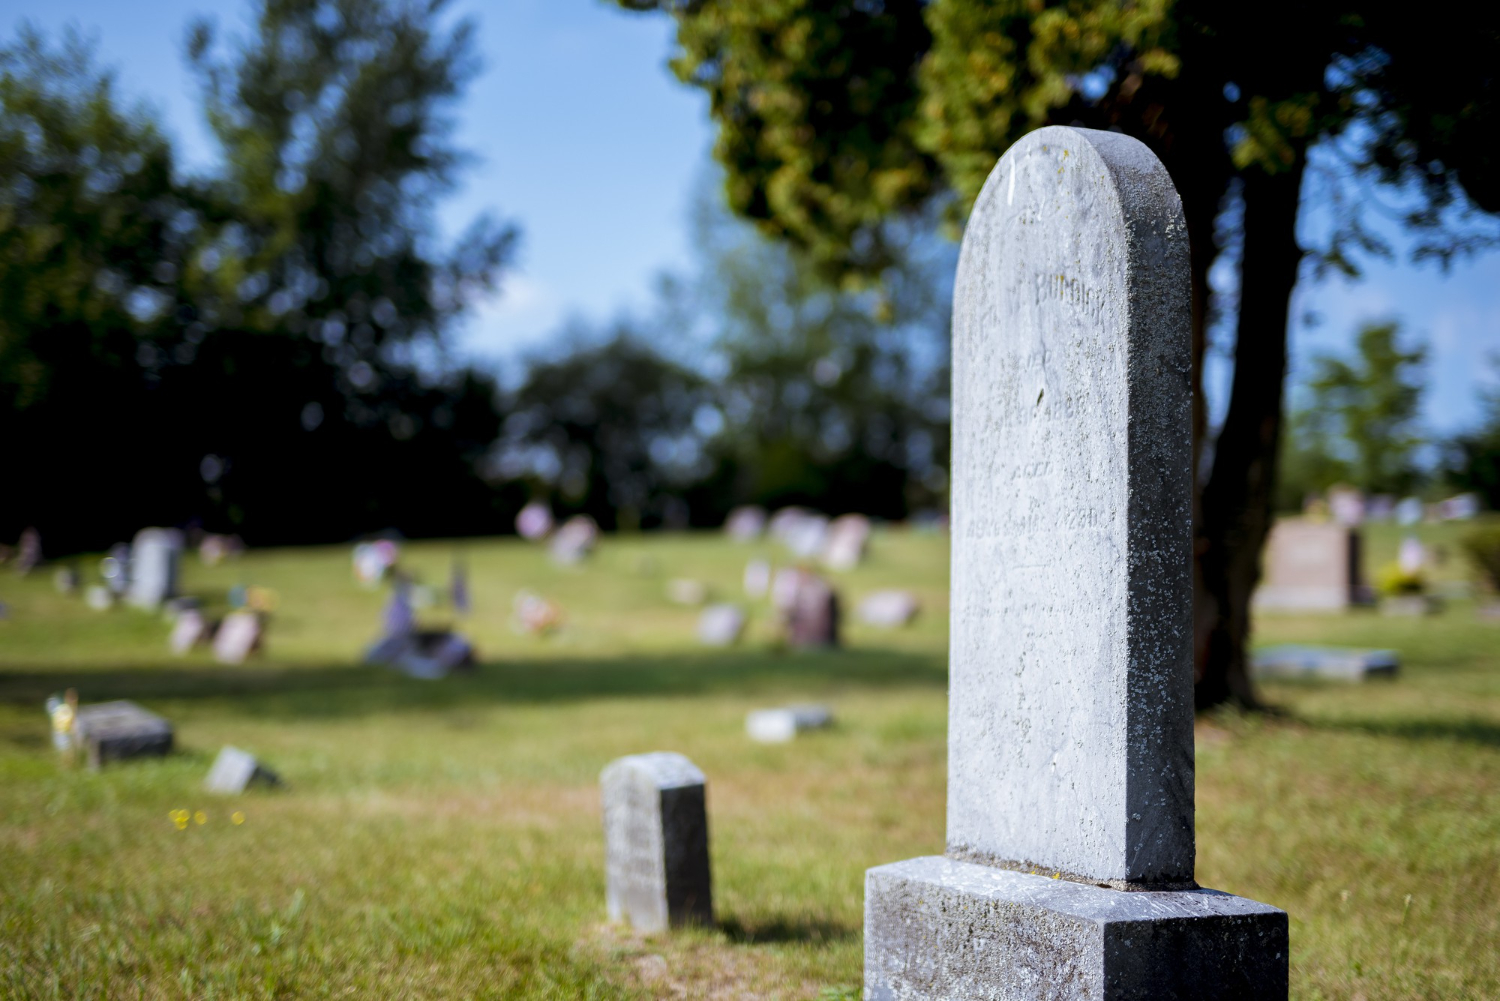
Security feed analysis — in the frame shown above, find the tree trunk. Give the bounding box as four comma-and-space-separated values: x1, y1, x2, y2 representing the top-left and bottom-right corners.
1194, 160, 1307, 710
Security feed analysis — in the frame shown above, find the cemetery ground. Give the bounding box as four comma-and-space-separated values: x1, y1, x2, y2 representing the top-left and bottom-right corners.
0, 524, 1497, 999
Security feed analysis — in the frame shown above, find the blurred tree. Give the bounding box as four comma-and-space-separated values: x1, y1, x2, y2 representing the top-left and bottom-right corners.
1443, 356, 1500, 510
1277, 321, 1426, 507
0, 28, 203, 551
494, 329, 728, 531
615, 0, 1500, 708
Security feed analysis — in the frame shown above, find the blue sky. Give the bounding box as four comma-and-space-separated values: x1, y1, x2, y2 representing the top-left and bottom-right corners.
7, 0, 1500, 435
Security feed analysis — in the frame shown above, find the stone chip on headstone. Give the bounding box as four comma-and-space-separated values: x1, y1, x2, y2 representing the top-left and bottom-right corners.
205, 745, 283, 794
72, 700, 173, 769
863, 126, 1287, 999
601, 752, 712, 932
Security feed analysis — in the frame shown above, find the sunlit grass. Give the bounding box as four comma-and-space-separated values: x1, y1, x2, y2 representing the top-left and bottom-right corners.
1, 525, 1497, 998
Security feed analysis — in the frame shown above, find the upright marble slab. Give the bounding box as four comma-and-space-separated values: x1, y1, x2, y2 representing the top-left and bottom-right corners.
601, 752, 712, 932
864, 126, 1286, 999
127, 528, 183, 610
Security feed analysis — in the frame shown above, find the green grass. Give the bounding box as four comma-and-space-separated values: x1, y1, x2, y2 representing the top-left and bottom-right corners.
1, 525, 1497, 998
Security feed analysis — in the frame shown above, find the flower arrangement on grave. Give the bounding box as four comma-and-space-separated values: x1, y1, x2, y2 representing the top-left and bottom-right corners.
1376, 562, 1427, 598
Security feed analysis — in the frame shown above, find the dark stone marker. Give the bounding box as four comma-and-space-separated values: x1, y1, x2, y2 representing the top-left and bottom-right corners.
73, 700, 173, 769
601, 752, 712, 932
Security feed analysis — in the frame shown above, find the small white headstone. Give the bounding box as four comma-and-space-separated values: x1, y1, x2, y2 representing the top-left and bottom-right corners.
724, 505, 767, 541
856, 590, 919, 628
601, 752, 712, 932
516, 501, 555, 540
205, 745, 282, 793
127, 528, 184, 610
169, 610, 207, 655
743, 558, 771, 599
549, 515, 598, 564
696, 604, 745, 647
213, 611, 262, 665
746, 704, 833, 743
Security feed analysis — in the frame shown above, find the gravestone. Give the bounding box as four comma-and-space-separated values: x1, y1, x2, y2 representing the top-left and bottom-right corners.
743, 558, 771, 599
864, 127, 1286, 999
516, 500, 554, 540
772, 568, 840, 648
205, 745, 283, 793
856, 589, 920, 628
127, 528, 183, 610
72, 700, 173, 769
601, 752, 712, 932
364, 629, 475, 679
1251, 645, 1398, 682
213, 610, 262, 664
745, 704, 832, 743
550, 515, 598, 564
1252, 519, 1363, 612
822, 513, 871, 571
696, 604, 745, 646
169, 609, 208, 654
724, 505, 768, 541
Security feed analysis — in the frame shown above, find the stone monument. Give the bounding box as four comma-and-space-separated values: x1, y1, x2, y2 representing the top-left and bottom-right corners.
863, 126, 1287, 999
601, 752, 712, 932
72, 700, 174, 769
1252, 518, 1363, 612
127, 528, 183, 610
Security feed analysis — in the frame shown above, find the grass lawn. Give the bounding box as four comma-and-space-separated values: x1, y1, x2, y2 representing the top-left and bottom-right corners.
1, 523, 1498, 999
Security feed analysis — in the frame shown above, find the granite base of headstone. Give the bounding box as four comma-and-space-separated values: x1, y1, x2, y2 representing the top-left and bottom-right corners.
864, 127, 1286, 999
745, 704, 832, 743
205, 745, 283, 793
697, 604, 745, 647
856, 589, 919, 628
73, 700, 173, 769
601, 752, 712, 932
364, 629, 475, 679
1251, 645, 1398, 682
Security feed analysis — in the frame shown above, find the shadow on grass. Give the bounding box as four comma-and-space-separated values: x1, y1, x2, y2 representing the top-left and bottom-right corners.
0, 649, 946, 719
1304, 714, 1500, 748
718, 914, 859, 946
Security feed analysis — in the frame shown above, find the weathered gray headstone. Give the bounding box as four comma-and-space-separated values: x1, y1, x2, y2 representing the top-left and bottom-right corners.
72, 700, 173, 769
205, 745, 283, 793
127, 528, 183, 610
601, 752, 712, 932
1252, 519, 1362, 612
864, 126, 1287, 999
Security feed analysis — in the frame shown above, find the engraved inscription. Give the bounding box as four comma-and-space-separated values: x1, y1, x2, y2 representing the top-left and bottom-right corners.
1034, 273, 1104, 321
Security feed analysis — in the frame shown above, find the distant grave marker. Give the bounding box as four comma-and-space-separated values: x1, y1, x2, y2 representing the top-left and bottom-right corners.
601, 752, 712, 932
863, 126, 1286, 999
745, 704, 832, 743
1253, 520, 1363, 612
205, 746, 283, 794
696, 604, 745, 647
127, 528, 183, 610
213, 610, 262, 665
72, 700, 173, 769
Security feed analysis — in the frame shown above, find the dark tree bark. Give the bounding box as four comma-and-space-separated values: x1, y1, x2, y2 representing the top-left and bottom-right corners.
1194, 160, 1307, 709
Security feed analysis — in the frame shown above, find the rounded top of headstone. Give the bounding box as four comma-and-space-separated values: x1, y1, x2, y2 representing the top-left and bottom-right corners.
132, 527, 185, 549
601, 751, 705, 790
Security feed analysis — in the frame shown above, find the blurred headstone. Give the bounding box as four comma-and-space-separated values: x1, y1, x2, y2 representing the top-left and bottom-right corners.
822, 514, 872, 571
127, 528, 184, 610
550, 515, 599, 564
72, 700, 173, 769
1327, 486, 1365, 527
667, 578, 708, 606
169, 609, 208, 655
770, 508, 830, 558
199, 534, 242, 566
1439, 493, 1480, 520
696, 604, 745, 646
1395, 496, 1423, 526
1252, 645, 1398, 681
53, 566, 80, 595
1252, 519, 1363, 612
723, 505, 767, 542
773, 568, 840, 648
856, 589, 920, 628
516, 500, 554, 541
513, 590, 563, 635
450, 560, 470, 617
213, 611, 262, 665
742, 558, 771, 599
84, 585, 114, 611
205, 745, 283, 793
745, 704, 833, 743
383, 577, 416, 638
364, 629, 475, 679
1398, 536, 1426, 575
101, 543, 131, 596
16, 527, 41, 574
601, 752, 713, 932
352, 540, 398, 587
